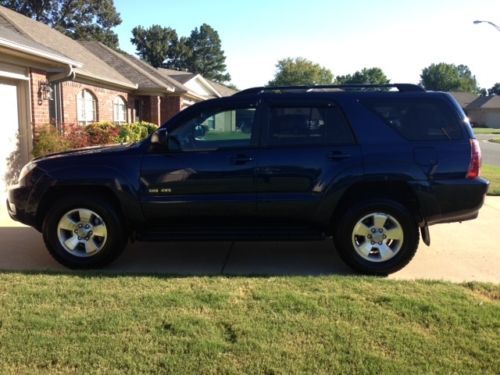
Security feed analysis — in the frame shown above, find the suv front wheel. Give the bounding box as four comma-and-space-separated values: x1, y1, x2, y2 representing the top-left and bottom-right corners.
335, 199, 419, 275
42, 195, 127, 269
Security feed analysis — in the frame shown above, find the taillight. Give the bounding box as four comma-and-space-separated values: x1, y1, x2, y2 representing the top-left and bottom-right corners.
466, 138, 481, 179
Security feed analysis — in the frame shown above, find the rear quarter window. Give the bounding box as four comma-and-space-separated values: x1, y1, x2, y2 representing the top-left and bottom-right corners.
362, 98, 464, 141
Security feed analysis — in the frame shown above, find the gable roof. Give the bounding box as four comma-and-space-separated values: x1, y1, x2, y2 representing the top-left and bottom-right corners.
450, 91, 479, 109
467, 95, 500, 110
0, 6, 136, 89
157, 68, 236, 97
79, 41, 176, 93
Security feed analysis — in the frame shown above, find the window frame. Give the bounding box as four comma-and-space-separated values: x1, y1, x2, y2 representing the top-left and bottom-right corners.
260, 98, 356, 148
76, 89, 97, 125
113, 96, 128, 125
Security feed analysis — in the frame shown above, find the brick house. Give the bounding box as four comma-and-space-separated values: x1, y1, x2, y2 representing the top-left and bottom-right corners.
0, 5, 235, 193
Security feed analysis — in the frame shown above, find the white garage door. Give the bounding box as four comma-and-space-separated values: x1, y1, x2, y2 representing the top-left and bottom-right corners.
484, 110, 500, 129
0, 81, 20, 197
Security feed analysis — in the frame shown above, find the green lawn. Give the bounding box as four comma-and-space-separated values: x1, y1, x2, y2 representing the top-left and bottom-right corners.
489, 138, 500, 144
473, 127, 500, 135
0, 273, 498, 374
483, 164, 500, 195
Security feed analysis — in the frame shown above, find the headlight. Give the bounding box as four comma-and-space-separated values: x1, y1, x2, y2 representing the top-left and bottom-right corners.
18, 162, 37, 183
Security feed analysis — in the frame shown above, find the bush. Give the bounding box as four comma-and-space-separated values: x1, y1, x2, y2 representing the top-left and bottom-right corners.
33, 122, 159, 157
32, 125, 69, 158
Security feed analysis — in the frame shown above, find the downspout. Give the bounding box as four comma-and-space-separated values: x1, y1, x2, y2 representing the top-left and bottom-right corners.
47, 64, 75, 131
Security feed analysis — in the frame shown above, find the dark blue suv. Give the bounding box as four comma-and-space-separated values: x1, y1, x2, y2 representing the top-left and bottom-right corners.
7, 84, 489, 274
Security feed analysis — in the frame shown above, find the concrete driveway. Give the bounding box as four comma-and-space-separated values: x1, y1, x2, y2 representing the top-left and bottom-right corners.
0, 197, 499, 283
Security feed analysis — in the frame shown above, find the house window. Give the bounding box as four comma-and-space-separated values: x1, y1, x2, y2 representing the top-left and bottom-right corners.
76, 89, 97, 125
113, 96, 127, 124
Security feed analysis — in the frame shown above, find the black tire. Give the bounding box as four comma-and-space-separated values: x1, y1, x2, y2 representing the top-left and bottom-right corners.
334, 199, 419, 275
42, 195, 127, 269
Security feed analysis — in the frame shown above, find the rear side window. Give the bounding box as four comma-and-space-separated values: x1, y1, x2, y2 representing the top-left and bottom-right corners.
267, 106, 354, 146
362, 98, 463, 140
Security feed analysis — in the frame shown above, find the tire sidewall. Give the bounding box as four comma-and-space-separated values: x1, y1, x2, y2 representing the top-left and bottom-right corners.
335, 199, 419, 275
43, 196, 126, 269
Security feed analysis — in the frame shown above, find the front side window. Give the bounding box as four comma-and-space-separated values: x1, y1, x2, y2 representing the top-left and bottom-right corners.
170, 107, 256, 151
267, 105, 354, 146
113, 96, 127, 124
76, 89, 97, 125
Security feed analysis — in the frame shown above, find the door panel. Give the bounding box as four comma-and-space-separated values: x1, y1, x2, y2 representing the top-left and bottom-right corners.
140, 101, 260, 223
256, 99, 363, 223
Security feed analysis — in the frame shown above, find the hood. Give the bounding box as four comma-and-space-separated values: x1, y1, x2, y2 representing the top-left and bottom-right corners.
34, 144, 132, 161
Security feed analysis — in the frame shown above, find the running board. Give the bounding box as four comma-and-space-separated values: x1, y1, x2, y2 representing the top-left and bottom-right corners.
135, 226, 327, 242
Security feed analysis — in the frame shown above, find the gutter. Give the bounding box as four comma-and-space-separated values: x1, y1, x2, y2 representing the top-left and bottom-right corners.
0, 36, 82, 67
48, 63, 75, 83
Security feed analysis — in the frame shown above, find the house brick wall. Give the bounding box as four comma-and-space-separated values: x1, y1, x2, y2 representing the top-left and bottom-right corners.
162, 96, 182, 123
29, 69, 50, 130
60, 81, 132, 125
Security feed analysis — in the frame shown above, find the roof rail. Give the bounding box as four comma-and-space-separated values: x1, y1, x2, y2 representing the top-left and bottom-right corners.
233, 83, 425, 96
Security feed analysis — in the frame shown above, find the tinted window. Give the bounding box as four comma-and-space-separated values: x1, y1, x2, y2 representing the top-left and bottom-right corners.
171, 107, 256, 151
363, 98, 463, 140
267, 106, 354, 145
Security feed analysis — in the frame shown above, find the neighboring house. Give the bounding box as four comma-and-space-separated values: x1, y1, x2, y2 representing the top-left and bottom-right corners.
467, 95, 500, 128
0, 5, 235, 193
449, 91, 500, 128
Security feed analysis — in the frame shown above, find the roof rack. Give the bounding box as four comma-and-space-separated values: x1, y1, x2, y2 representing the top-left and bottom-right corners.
233, 83, 425, 96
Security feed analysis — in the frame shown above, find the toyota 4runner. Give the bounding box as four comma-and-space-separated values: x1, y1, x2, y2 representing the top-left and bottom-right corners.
7, 84, 489, 274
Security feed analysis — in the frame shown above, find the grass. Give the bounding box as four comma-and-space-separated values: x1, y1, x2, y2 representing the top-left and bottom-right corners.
0, 273, 498, 374
483, 164, 500, 195
489, 138, 500, 144
473, 127, 500, 135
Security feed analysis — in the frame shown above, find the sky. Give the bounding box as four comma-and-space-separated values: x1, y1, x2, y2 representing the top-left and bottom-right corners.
114, 0, 500, 89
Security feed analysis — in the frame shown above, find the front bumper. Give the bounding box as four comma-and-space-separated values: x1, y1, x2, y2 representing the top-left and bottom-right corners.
6, 185, 38, 228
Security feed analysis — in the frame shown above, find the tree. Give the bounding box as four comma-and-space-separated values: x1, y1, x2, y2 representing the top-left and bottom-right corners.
336, 67, 390, 85
131, 25, 178, 68
268, 57, 333, 86
130, 23, 231, 83
0, 0, 122, 48
488, 83, 500, 96
181, 24, 231, 83
420, 63, 479, 93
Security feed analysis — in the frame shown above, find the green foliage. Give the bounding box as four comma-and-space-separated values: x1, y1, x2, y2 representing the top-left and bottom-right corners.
268, 57, 333, 86
420, 63, 479, 93
0, 274, 498, 373
130, 23, 231, 83
33, 122, 158, 157
130, 25, 178, 68
32, 125, 69, 158
0, 0, 122, 48
336, 67, 390, 85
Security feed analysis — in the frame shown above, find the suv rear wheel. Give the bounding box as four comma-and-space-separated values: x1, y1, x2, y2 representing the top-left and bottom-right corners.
42, 195, 127, 269
335, 199, 419, 275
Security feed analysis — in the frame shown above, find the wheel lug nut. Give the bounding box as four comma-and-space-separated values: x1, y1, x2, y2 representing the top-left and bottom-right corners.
371, 241, 375, 245
378, 242, 382, 245
371, 229, 376, 233
378, 228, 383, 233
367, 234, 372, 239
383, 235, 386, 239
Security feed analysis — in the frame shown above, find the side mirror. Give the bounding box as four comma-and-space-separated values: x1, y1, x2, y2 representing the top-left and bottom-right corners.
151, 128, 168, 145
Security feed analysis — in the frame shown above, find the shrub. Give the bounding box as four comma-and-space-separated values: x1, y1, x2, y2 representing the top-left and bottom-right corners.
32, 125, 70, 158
33, 122, 159, 157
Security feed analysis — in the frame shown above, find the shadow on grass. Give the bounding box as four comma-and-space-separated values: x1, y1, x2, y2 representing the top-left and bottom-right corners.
0, 227, 356, 278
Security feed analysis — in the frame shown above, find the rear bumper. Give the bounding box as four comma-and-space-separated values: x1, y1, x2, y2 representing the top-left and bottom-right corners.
414, 177, 489, 225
